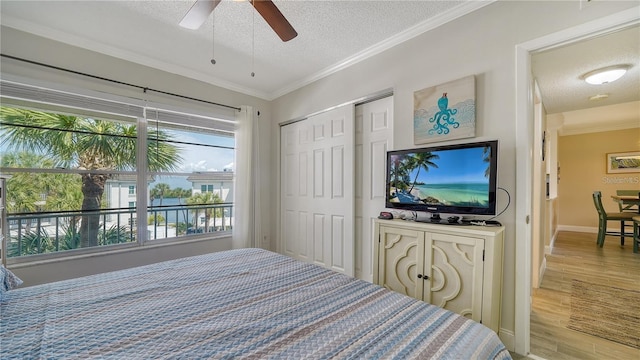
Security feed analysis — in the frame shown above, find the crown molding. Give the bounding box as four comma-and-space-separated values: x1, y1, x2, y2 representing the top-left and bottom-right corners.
269, 0, 496, 100
2, 1, 497, 102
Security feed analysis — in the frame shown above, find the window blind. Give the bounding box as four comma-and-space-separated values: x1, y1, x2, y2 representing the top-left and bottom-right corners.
0, 79, 145, 120
0, 78, 238, 132
145, 108, 236, 135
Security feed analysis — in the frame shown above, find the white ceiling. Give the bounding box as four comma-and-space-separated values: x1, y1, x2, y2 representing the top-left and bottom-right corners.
532, 25, 640, 115
532, 24, 640, 134
1, 0, 639, 122
0, 0, 486, 100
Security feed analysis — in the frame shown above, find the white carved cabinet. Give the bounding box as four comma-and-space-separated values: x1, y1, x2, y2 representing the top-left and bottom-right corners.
373, 219, 504, 333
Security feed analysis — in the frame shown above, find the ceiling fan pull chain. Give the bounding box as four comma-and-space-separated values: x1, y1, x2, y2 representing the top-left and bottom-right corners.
251, 0, 255, 77
212, 15, 216, 64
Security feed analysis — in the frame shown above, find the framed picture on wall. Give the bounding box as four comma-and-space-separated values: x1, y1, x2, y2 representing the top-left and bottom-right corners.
413, 75, 475, 144
606, 151, 640, 173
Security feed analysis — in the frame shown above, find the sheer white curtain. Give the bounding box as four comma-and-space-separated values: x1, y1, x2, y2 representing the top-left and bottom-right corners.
232, 106, 261, 248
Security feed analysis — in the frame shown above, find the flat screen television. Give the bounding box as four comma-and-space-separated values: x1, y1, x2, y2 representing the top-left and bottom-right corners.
385, 140, 498, 217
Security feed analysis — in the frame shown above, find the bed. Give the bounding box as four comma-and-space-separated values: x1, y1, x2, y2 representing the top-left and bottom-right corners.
1, 248, 511, 359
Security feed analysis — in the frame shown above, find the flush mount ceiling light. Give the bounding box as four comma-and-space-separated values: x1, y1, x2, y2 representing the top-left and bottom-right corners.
581, 65, 631, 85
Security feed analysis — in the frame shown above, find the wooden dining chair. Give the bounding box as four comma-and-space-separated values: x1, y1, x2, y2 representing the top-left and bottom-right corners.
633, 216, 640, 254
592, 191, 635, 247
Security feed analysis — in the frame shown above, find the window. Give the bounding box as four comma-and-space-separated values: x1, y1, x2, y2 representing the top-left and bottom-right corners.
201, 184, 214, 193
146, 117, 235, 240
0, 81, 236, 261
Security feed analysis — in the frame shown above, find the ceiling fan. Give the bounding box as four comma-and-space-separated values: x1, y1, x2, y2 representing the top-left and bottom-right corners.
179, 0, 297, 42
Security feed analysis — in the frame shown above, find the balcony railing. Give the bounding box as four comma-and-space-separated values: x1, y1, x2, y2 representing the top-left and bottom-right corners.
5, 203, 233, 258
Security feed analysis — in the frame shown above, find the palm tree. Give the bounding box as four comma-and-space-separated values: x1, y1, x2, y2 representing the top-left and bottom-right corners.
151, 183, 171, 206
1, 152, 55, 215
59, 222, 81, 251
148, 213, 166, 225
483, 145, 492, 178
2, 152, 84, 213
99, 224, 133, 245
389, 154, 410, 193
186, 192, 223, 233
406, 152, 439, 194
174, 187, 192, 230
0, 107, 182, 248
12, 227, 52, 256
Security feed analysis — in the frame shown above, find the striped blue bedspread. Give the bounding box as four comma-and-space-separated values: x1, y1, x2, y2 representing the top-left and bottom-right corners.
1, 248, 511, 359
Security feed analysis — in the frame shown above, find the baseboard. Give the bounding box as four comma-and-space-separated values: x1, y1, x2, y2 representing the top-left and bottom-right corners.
557, 224, 631, 235
527, 354, 550, 360
537, 257, 546, 287
557, 225, 597, 233
499, 328, 515, 352
545, 229, 557, 254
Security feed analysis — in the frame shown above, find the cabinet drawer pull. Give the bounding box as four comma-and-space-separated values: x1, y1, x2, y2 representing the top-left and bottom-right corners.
417, 274, 429, 280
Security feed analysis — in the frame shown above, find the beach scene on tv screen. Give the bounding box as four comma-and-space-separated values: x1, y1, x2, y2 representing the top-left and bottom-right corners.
388, 146, 491, 208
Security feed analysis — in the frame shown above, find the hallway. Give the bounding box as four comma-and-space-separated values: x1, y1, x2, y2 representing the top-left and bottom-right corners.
530, 231, 639, 359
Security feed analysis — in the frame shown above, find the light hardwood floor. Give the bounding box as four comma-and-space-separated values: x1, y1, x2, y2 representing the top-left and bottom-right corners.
529, 231, 640, 360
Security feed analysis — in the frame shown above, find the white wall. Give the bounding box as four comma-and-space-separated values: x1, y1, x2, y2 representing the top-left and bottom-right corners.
270, 0, 638, 343
10, 237, 232, 287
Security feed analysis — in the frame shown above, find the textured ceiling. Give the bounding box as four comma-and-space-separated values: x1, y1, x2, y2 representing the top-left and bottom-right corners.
0, 0, 478, 99
532, 25, 640, 115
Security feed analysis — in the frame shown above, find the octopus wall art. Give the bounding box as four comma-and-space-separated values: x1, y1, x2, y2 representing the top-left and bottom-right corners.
413, 75, 476, 144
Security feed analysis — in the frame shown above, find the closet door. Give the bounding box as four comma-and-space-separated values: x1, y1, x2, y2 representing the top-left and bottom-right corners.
281, 105, 355, 275
355, 96, 393, 281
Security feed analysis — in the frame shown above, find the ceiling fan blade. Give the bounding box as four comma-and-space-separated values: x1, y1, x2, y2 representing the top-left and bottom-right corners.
252, 0, 298, 42
179, 0, 221, 30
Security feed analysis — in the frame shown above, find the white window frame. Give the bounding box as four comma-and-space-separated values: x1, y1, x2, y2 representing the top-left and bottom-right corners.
0, 76, 238, 264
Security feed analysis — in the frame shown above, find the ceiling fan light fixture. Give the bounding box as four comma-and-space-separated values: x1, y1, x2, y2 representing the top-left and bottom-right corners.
179, 0, 222, 30
582, 65, 630, 85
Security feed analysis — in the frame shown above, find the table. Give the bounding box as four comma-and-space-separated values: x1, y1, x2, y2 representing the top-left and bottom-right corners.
612, 195, 640, 213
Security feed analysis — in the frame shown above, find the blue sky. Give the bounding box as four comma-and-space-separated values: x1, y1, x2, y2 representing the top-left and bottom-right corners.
409, 147, 488, 184
151, 129, 235, 189
166, 129, 235, 172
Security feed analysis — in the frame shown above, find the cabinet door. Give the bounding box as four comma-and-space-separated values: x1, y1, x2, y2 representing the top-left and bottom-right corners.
377, 226, 424, 299
423, 232, 484, 323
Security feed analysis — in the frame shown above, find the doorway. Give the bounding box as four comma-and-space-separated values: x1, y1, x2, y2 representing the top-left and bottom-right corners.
528, 25, 640, 358
514, 8, 640, 356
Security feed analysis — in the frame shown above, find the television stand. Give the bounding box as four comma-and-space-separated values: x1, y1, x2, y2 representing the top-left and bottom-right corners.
373, 218, 505, 332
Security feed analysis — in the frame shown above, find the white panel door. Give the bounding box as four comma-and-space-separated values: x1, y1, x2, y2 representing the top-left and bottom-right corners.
281, 104, 355, 275
355, 96, 393, 281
